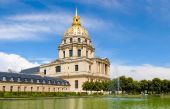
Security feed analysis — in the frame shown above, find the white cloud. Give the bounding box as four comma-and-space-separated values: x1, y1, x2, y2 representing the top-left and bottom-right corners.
0, 52, 39, 72
110, 64, 170, 80
0, 12, 111, 41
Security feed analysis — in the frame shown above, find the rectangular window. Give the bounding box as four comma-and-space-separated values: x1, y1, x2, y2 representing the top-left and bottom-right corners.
89, 65, 91, 71
75, 80, 78, 89
44, 69, 46, 75
78, 38, 81, 42
63, 51, 65, 58
10, 86, 13, 92
75, 65, 78, 71
78, 49, 81, 57
69, 49, 73, 57
86, 51, 88, 58
56, 66, 61, 72
3, 86, 5, 92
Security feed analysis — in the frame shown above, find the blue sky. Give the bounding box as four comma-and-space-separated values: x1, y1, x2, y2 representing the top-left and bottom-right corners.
0, 0, 170, 79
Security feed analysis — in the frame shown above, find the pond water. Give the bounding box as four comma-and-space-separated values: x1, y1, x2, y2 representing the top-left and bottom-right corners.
0, 96, 169, 109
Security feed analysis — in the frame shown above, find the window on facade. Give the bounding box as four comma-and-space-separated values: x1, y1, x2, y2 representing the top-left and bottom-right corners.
3, 86, 5, 92
31, 87, 33, 92
86, 51, 88, 58
44, 69, 46, 75
78, 49, 81, 57
48, 88, 50, 92
105, 64, 107, 74
70, 38, 72, 43
75, 80, 78, 89
64, 40, 66, 44
89, 65, 91, 71
56, 66, 61, 72
63, 51, 65, 58
75, 65, 79, 71
85, 39, 87, 43
69, 49, 73, 57
2, 77, 6, 81
24, 87, 27, 92
37, 87, 39, 91
18, 86, 20, 92
10, 86, 13, 92
78, 38, 81, 42
42, 87, 45, 92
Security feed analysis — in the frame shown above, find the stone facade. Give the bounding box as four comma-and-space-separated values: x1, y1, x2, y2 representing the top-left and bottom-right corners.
40, 9, 110, 92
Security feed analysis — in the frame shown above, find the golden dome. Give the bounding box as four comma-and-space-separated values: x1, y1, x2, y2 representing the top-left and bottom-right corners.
64, 9, 90, 39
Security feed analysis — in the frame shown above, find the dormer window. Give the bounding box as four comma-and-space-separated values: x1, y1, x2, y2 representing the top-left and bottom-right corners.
48, 80, 51, 84
17, 78, 21, 82
37, 80, 40, 83
43, 80, 46, 84
10, 77, 14, 82
24, 78, 28, 82
30, 79, 33, 83
2, 77, 6, 81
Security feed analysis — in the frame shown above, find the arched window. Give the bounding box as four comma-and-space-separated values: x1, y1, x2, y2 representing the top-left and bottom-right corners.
44, 69, 46, 75
37, 87, 39, 91
10, 86, 13, 92
31, 87, 33, 92
3, 86, 5, 92
18, 86, 20, 92
70, 38, 72, 43
24, 87, 27, 92
78, 38, 81, 42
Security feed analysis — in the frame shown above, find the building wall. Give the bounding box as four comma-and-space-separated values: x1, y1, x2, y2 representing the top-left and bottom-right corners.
0, 82, 69, 92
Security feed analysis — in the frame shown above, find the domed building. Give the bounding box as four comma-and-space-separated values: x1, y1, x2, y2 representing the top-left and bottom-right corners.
40, 9, 110, 92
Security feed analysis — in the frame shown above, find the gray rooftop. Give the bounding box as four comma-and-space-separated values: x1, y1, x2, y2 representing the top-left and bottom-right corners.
0, 72, 69, 86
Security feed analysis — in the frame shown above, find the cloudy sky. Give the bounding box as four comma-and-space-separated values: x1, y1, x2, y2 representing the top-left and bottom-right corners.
0, 0, 170, 80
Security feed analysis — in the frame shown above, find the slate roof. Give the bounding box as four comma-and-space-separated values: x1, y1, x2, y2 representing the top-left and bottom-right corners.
0, 72, 70, 86
20, 66, 40, 74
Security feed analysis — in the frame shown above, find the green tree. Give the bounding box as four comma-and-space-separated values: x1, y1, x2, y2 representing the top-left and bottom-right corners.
152, 78, 162, 94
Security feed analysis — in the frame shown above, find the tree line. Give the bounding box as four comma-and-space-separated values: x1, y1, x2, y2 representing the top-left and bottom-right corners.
82, 76, 170, 94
